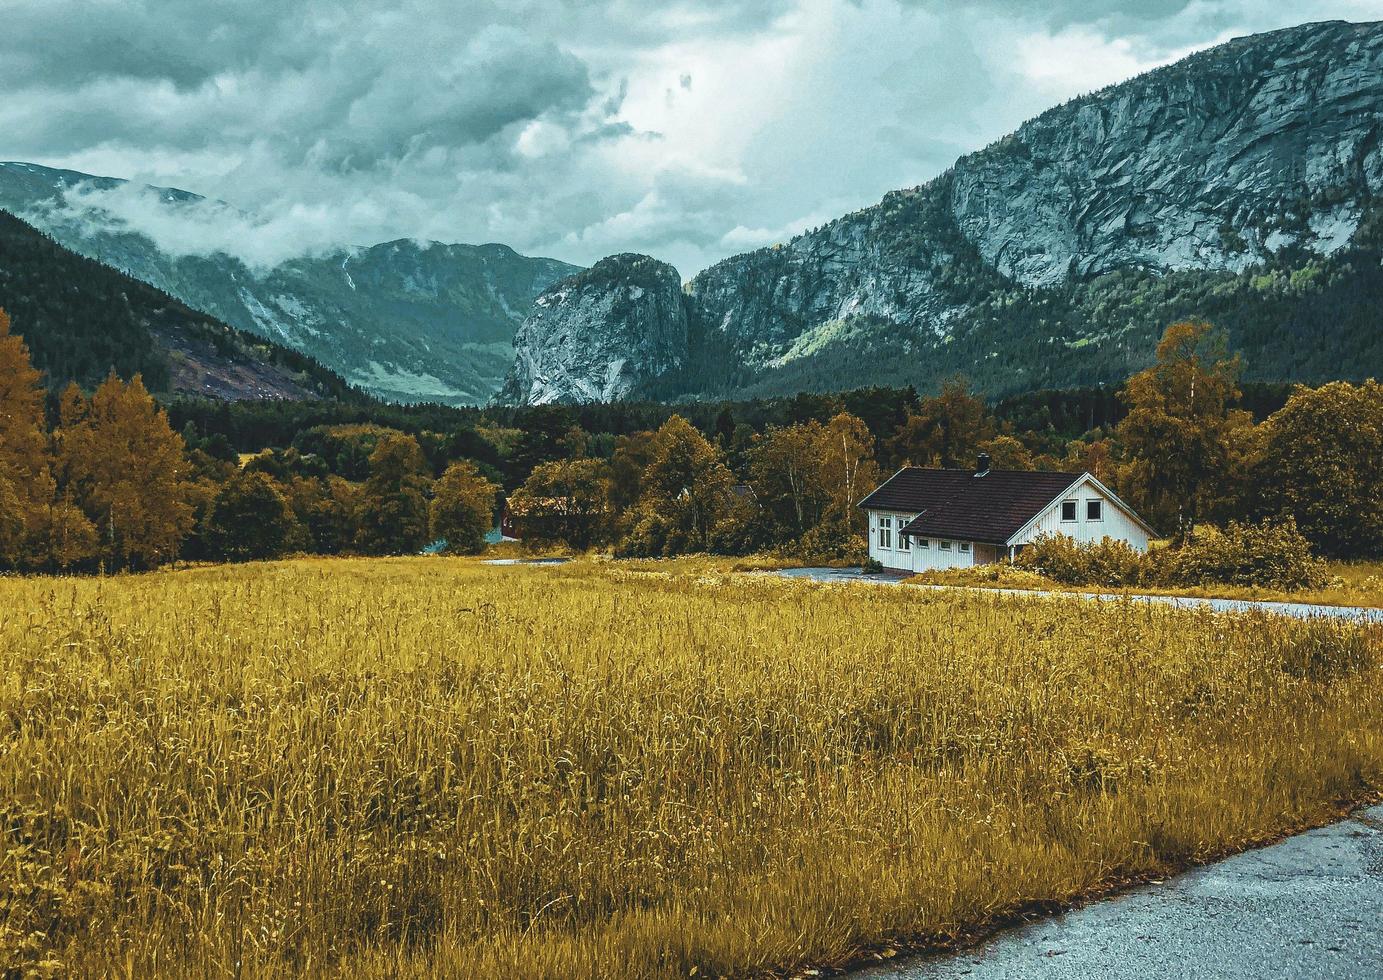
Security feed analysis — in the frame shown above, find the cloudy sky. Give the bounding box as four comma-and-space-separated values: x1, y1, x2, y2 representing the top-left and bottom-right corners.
6, 0, 1383, 275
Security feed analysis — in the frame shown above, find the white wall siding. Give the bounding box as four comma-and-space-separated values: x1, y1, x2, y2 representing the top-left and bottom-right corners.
867, 510, 985, 572
905, 535, 977, 572
1010, 476, 1151, 551
867, 510, 918, 571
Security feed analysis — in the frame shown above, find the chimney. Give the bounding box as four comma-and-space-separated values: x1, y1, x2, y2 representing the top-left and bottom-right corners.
975, 452, 991, 477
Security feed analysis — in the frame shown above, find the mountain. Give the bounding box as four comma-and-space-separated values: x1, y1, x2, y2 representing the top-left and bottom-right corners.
499, 19, 1383, 406
0, 163, 580, 405
0, 210, 355, 400
498, 254, 688, 405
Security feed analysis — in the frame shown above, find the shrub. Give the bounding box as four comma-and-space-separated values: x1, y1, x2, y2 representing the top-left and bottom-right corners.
792, 520, 867, 565
1014, 519, 1328, 593
1163, 518, 1329, 591
1014, 534, 1149, 587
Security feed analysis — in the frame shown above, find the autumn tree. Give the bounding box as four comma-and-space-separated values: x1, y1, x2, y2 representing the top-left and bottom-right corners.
56, 373, 193, 570
887, 377, 994, 468
430, 461, 498, 555
749, 411, 880, 546
509, 457, 611, 550
618, 416, 738, 557
1117, 321, 1249, 537
1060, 437, 1118, 485
203, 470, 298, 562
284, 475, 361, 555
976, 434, 1036, 471
1253, 380, 1383, 558
0, 309, 58, 568
356, 433, 432, 555
749, 421, 828, 542
806, 412, 879, 557
609, 430, 657, 514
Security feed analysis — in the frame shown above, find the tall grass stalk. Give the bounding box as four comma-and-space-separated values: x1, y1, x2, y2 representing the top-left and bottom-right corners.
2, 557, 1379, 977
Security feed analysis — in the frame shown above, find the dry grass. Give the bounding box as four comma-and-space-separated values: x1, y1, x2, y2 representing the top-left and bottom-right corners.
907, 560, 1383, 608
2, 557, 1381, 978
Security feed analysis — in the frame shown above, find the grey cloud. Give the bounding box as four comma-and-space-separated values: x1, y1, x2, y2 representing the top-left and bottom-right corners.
5, 0, 1379, 279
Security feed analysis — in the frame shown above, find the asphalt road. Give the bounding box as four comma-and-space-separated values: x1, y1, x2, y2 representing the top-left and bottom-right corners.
768, 567, 1383, 623
855, 804, 1383, 980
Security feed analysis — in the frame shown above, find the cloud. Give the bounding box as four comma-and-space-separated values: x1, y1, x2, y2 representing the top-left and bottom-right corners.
5, 0, 1381, 277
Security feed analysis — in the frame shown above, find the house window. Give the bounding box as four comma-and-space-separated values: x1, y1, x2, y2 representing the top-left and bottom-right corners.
939, 539, 952, 551
879, 516, 892, 549
917, 538, 930, 549
898, 524, 911, 551
1061, 499, 1078, 522
959, 541, 971, 553
1087, 499, 1103, 521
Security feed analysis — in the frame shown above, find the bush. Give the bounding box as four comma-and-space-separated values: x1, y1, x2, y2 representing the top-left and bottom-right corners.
1164, 519, 1328, 591
1014, 534, 1149, 587
1014, 519, 1328, 592
791, 520, 868, 565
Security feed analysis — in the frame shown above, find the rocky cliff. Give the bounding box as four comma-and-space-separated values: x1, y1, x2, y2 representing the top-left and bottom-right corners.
500, 19, 1383, 405
497, 254, 687, 405
0, 163, 580, 404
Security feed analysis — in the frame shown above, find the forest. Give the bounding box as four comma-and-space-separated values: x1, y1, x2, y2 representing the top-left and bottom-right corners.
1, 306, 1380, 574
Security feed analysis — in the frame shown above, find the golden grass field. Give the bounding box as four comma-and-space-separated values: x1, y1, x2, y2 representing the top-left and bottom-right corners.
2, 557, 1381, 977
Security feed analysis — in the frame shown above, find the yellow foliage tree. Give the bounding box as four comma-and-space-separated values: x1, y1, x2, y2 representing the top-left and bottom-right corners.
1118, 321, 1250, 537
57, 373, 194, 569
0, 310, 97, 570
430, 461, 499, 555
618, 416, 738, 557
0, 309, 51, 566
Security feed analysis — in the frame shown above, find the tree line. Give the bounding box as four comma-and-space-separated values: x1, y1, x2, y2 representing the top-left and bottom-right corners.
499, 320, 1381, 562
3, 305, 1380, 572
0, 309, 498, 571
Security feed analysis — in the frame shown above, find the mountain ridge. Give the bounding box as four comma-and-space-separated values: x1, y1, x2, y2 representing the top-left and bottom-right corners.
499, 18, 1383, 405
0, 162, 581, 405
0, 209, 356, 401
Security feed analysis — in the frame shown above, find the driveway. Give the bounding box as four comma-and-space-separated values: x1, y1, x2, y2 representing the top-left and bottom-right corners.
768, 567, 1383, 623
479, 557, 570, 566
856, 804, 1383, 980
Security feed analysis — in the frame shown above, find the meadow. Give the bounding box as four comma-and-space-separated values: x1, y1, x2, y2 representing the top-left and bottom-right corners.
2, 557, 1380, 977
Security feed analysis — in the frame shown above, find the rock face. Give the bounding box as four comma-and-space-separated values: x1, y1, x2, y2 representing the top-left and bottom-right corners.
0, 163, 579, 404
499, 19, 1383, 405
947, 22, 1383, 286
497, 254, 687, 405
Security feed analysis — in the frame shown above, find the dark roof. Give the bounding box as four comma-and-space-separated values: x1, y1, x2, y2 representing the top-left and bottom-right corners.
857, 467, 1083, 546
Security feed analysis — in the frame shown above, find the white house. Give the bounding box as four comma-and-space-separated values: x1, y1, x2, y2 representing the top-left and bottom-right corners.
858, 453, 1155, 573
